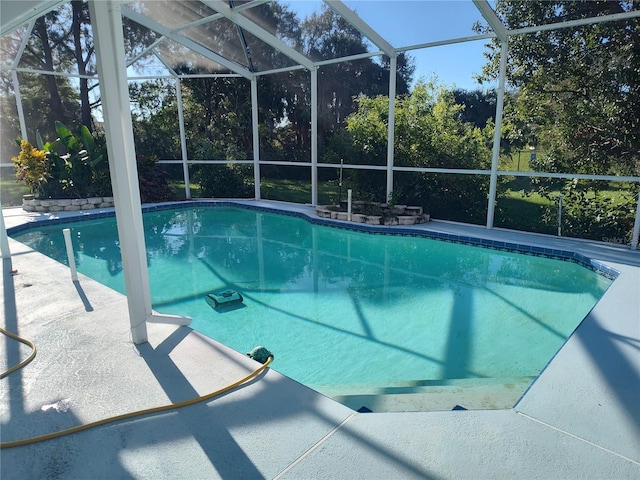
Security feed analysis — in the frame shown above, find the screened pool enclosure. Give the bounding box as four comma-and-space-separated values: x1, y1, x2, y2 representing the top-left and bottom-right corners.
1, 1, 639, 343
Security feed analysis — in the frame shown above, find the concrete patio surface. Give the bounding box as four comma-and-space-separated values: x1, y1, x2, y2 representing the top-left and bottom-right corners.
1, 201, 639, 479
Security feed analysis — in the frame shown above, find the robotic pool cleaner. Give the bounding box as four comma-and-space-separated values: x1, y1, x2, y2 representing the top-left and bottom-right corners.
205, 290, 244, 310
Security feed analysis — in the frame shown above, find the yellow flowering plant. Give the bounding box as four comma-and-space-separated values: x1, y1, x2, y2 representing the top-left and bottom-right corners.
11, 140, 51, 198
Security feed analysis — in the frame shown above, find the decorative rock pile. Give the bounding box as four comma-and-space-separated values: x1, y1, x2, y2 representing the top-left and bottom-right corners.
21, 194, 114, 213
315, 201, 429, 226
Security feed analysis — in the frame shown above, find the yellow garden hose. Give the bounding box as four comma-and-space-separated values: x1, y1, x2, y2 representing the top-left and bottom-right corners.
0, 327, 272, 449
0, 327, 37, 379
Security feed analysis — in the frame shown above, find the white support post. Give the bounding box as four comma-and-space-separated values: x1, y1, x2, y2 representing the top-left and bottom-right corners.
0, 207, 10, 259
12, 71, 28, 141
311, 68, 319, 205
631, 190, 640, 250
0, 157, 8, 257
386, 55, 397, 201
251, 77, 261, 199
175, 78, 191, 199
90, 0, 190, 343
486, 39, 508, 229
90, 0, 150, 343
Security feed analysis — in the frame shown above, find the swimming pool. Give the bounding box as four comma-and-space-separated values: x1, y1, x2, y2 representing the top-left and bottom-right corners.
11, 204, 613, 411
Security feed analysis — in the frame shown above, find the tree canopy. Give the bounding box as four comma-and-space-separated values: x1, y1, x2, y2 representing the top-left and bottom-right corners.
332, 82, 493, 223
477, 0, 640, 178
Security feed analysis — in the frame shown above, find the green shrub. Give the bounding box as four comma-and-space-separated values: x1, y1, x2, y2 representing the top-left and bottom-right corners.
136, 155, 176, 203
189, 138, 252, 198
193, 163, 252, 198
545, 182, 638, 243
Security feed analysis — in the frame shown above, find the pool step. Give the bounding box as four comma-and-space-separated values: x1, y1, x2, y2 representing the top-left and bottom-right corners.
313, 377, 537, 413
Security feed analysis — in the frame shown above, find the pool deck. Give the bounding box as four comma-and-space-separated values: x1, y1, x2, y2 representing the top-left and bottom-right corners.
2, 200, 639, 479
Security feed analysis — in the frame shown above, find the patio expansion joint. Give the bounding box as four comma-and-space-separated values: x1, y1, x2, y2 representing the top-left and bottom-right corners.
272, 412, 359, 479
516, 411, 640, 466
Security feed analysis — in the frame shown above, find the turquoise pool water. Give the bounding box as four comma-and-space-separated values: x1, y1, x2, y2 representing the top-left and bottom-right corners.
13, 206, 612, 403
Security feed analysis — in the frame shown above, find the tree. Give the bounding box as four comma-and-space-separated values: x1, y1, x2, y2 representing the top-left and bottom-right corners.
337, 82, 493, 223
14, 3, 97, 133
0, 69, 82, 159
69, 0, 96, 129
478, 1, 640, 175
476, 0, 640, 241
266, 4, 414, 166
1, 0, 158, 144
32, 15, 68, 125
452, 89, 496, 129
130, 79, 182, 160
0, 9, 82, 145
297, 6, 414, 156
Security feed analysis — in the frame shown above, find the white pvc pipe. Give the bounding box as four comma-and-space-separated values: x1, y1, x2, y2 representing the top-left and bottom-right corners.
347, 189, 352, 221
63, 228, 78, 281
557, 194, 562, 237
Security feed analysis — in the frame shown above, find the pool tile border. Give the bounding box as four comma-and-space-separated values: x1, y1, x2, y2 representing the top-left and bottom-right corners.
7, 200, 620, 280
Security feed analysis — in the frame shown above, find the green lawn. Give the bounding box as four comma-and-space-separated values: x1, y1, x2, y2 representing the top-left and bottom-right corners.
170, 182, 201, 200
496, 191, 556, 234
499, 150, 538, 172
0, 175, 29, 207
260, 178, 340, 205
170, 178, 341, 205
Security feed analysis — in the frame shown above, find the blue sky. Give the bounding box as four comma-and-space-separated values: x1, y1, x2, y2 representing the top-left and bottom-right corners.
283, 0, 496, 91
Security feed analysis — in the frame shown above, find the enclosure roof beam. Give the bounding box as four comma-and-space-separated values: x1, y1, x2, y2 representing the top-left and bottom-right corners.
10, 20, 36, 69
126, 36, 166, 68
121, 5, 254, 80
0, 0, 66, 36
154, 51, 179, 77
231, 0, 271, 14
314, 50, 384, 67
12, 67, 97, 79
472, 0, 508, 42
323, 0, 395, 57
203, 0, 315, 70
130, 73, 243, 80
173, 0, 269, 33
509, 9, 640, 36
398, 33, 496, 53
253, 64, 306, 77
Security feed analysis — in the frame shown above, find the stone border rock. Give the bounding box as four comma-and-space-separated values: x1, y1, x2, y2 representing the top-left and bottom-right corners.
315, 203, 429, 225
21, 194, 114, 213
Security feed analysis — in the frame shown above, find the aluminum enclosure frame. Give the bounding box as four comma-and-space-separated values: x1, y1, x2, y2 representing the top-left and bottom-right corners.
1, 0, 639, 344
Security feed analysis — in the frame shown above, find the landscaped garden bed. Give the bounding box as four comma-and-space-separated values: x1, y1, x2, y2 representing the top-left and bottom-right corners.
21, 194, 114, 212
315, 201, 429, 226
11, 121, 175, 213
